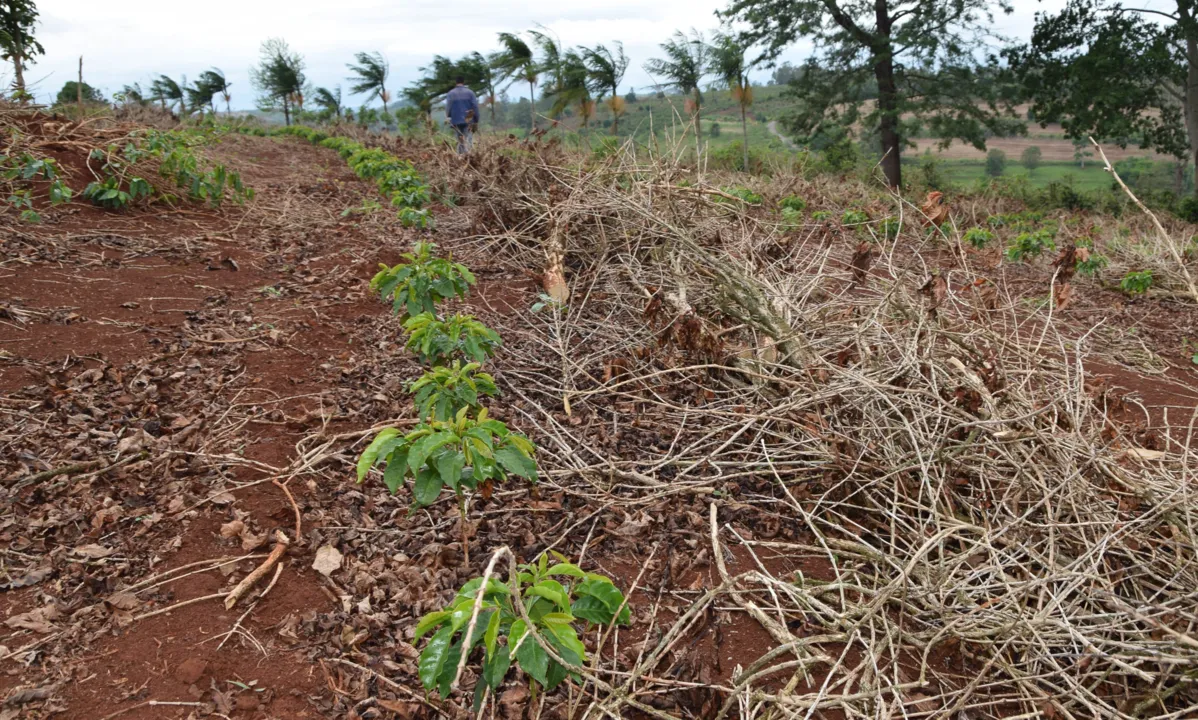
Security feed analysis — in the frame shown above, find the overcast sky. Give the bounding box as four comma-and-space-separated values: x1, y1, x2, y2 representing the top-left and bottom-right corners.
27, 0, 1070, 109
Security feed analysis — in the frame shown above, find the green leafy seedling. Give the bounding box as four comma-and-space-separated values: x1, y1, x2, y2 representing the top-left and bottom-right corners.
356, 407, 537, 563
413, 551, 630, 706
778, 195, 806, 213
1120, 270, 1152, 296
963, 227, 994, 250
1005, 229, 1056, 262
410, 361, 498, 422
404, 313, 501, 365
370, 241, 475, 321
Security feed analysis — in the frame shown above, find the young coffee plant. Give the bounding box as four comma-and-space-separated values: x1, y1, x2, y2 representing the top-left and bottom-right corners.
414, 552, 630, 704
779, 195, 807, 213
6, 189, 39, 222
404, 313, 501, 365
370, 241, 475, 320
1005, 229, 1056, 262
398, 207, 434, 229
1076, 250, 1109, 276
83, 175, 152, 210
963, 227, 995, 250
410, 361, 498, 421
841, 209, 870, 226
721, 186, 762, 204
357, 407, 537, 561
1120, 269, 1153, 296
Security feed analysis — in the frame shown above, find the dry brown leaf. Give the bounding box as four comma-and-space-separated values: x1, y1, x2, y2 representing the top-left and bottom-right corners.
920, 191, 949, 227
312, 545, 344, 577
5, 606, 60, 633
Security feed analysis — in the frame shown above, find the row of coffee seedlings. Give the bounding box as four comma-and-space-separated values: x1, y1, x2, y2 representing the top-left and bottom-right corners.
354, 240, 632, 707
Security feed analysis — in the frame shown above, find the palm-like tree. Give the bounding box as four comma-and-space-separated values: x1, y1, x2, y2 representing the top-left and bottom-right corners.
582, 42, 628, 135
529, 26, 565, 121
118, 83, 147, 107
198, 68, 231, 113
469, 51, 499, 125
402, 84, 435, 130
547, 50, 593, 129
186, 78, 216, 115
313, 86, 343, 120
644, 29, 709, 151
151, 74, 186, 114
492, 32, 538, 131
709, 33, 755, 170
347, 51, 390, 112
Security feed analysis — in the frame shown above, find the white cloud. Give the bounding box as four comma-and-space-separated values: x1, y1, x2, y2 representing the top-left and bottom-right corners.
24, 0, 1066, 108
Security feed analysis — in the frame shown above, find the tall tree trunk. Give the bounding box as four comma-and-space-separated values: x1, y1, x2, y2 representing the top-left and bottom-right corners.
283, 99, 291, 126
77, 57, 83, 111
226, 97, 231, 114
1186, 33, 1198, 198
11, 39, 25, 97
873, 0, 901, 189
740, 100, 749, 171
529, 79, 536, 132
693, 89, 702, 167
382, 92, 388, 114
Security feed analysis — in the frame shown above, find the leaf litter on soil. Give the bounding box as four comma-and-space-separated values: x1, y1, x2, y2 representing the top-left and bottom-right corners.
1, 114, 1197, 719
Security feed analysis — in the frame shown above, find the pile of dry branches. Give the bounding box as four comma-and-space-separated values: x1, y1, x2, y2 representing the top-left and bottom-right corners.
410, 132, 1198, 719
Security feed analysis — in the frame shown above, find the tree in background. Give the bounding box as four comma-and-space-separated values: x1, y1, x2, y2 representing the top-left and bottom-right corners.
187, 75, 218, 114
453, 52, 500, 124
313, 86, 343, 120
986, 148, 1007, 178
346, 51, 390, 112
1021, 145, 1043, 174
529, 27, 566, 122
720, 0, 1023, 189
711, 122, 721, 138
1072, 137, 1093, 168
151, 75, 186, 115
116, 83, 148, 107
582, 42, 629, 134
197, 68, 231, 113
0, 0, 43, 99
1009, 0, 1197, 196
547, 50, 593, 129
709, 31, 755, 170
55, 81, 103, 106
644, 29, 709, 153
493, 32, 539, 131
250, 38, 307, 126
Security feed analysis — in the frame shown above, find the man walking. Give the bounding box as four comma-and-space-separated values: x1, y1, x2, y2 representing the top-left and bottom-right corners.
445, 76, 479, 155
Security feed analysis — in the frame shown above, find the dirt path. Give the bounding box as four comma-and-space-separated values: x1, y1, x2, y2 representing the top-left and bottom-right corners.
767, 119, 798, 150
0, 133, 402, 719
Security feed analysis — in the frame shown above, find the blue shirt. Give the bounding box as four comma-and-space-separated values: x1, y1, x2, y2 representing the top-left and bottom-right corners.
446, 85, 480, 126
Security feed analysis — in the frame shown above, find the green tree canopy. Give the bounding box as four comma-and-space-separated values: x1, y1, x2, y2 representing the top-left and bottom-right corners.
56, 81, 104, 106
251, 38, 307, 125
1021, 145, 1043, 173
150, 75, 185, 114
720, 0, 1023, 188
346, 51, 390, 111
582, 42, 628, 133
0, 0, 44, 97
1007, 0, 1196, 194
492, 32, 539, 130
196, 68, 231, 113
709, 31, 755, 169
986, 148, 1007, 177
313, 85, 343, 119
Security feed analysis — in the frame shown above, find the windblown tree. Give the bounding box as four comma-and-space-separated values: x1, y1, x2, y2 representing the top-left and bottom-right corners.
1008, 0, 1198, 197
346, 51, 390, 112
548, 50, 594, 128
492, 32, 539, 131
151, 75, 186, 114
250, 38, 307, 125
720, 0, 1023, 188
529, 27, 566, 121
401, 84, 435, 128
186, 76, 217, 114
460, 51, 499, 124
582, 42, 629, 134
0, 0, 43, 99
709, 32, 755, 170
644, 29, 710, 146
313, 85, 343, 120
198, 68, 231, 113
117, 83, 147, 106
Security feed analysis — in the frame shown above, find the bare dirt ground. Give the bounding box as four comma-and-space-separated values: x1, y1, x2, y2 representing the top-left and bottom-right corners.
3, 121, 1197, 719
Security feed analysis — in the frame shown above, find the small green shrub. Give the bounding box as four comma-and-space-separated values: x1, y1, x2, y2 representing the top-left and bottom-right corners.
1005, 229, 1056, 262
356, 407, 537, 505
780, 207, 803, 229
963, 227, 995, 249
83, 175, 151, 210
1076, 251, 1109, 276
411, 361, 498, 422
880, 217, 901, 241
722, 186, 762, 204
404, 313, 502, 365
841, 209, 869, 226
413, 553, 629, 701
399, 207, 434, 228
1120, 270, 1153, 296
811, 210, 832, 221
779, 195, 806, 213
370, 241, 475, 320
